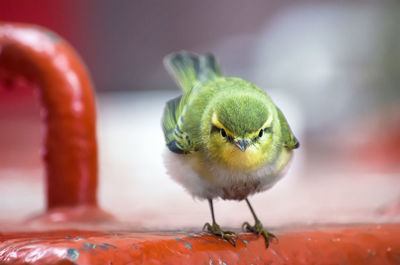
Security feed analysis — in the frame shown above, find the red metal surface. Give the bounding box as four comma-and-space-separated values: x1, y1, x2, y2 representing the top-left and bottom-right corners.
0, 224, 399, 265
0, 22, 111, 222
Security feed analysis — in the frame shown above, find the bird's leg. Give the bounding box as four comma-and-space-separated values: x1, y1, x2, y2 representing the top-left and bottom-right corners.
242, 198, 278, 248
203, 198, 237, 246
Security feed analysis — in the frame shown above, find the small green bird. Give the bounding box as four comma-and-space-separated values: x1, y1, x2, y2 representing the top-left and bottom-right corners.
162, 51, 299, 247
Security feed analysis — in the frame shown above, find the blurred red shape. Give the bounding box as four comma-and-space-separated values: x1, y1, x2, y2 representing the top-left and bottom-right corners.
0, 22, 112, 222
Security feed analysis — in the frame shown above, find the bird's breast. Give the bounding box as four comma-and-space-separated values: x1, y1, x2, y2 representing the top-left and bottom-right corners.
218, 144, 268, 172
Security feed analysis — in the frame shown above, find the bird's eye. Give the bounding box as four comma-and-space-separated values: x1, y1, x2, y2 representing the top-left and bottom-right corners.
258, 129, 264, 138
220, 129, 227, 138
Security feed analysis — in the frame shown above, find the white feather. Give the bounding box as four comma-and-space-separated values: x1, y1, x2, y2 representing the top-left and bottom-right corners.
163, 148, 289, 201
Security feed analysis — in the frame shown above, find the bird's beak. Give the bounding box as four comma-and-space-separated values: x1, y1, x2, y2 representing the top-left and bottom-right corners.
234, 139, 249, 152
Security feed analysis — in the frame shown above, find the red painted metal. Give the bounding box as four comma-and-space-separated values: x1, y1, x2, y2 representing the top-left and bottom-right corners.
0, 224, 399, 265
0, 22, 111, 222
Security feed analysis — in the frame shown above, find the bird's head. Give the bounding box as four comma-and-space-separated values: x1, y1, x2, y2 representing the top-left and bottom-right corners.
205, 96, 275, 171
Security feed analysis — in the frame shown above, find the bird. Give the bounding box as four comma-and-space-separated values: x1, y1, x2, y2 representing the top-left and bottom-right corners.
161, 51, 299, 247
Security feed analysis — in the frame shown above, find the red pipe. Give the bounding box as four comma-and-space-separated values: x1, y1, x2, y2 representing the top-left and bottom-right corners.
0, 23, 111, 221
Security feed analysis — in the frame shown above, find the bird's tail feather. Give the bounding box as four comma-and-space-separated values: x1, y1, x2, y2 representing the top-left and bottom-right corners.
164, 51, 221, 92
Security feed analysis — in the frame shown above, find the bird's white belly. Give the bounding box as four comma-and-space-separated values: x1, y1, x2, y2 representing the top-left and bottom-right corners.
163, 149, 291, 200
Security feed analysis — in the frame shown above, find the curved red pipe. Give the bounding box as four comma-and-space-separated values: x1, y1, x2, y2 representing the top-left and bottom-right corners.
0, 23, 110, 221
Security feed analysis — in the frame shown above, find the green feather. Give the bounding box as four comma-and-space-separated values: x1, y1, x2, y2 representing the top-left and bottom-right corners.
161, 94, 195, 153
162, 95, 182, 144
162, 52, 298, 157
162, 51, 223, 153
164, 51, 221, 92
276, 107, 299, 150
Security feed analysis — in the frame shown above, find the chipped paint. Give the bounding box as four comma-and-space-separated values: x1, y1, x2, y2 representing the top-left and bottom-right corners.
38, 27, 61, 42
183, 242, 192, 250
67, 248, 79, 261
80, 242, 118, 252
97, 244, 108, 250
83, 242, 96, 249
1, 222, 400, 264
103, 243, 118, 249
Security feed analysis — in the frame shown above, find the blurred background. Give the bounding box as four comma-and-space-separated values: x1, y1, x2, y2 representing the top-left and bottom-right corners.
0, 0, 399, 229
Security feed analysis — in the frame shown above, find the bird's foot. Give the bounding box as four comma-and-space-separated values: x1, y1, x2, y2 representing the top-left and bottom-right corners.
242, 220, 278, 248
203, 222, 237, 247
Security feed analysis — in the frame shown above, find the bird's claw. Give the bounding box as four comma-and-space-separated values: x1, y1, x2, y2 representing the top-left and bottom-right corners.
242, 220, 278, 248
203, 222, 237, 247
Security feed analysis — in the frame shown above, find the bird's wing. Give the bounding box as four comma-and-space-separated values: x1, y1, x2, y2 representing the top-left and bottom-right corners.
162, 95, 196, 154
276, 107, 300, 150
162, 51, 222, 154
